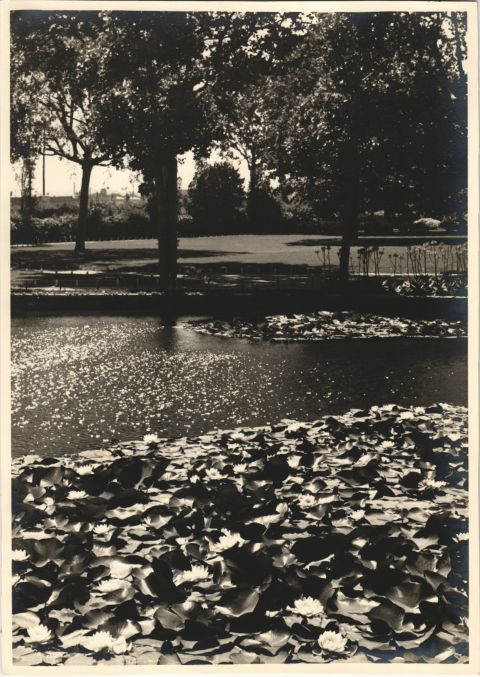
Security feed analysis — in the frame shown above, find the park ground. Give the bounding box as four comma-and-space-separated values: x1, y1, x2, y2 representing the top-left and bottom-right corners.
11, 234, 467, 286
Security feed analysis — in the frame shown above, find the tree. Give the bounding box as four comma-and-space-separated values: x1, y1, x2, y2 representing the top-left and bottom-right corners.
97, 12, 213, 289
202, 12, 304, 227
266, 12, 468, 278
214, 82, 273, 227
187, 161, 245, 234
11, 11, 125, 252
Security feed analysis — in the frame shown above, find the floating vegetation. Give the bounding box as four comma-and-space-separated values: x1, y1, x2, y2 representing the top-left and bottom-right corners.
12, 403, 468, 665
382, 274, 467, 298
189, 311, 467, 342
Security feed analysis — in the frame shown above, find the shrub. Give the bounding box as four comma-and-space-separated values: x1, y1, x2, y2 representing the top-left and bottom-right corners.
187, 161, 246, 235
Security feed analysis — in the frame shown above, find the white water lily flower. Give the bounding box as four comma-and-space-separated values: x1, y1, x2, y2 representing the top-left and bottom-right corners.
211, 529, 246, 552
190, 474, 200, 484
205, 468, 223, 481
22, 455, 40, 466
233, 463, 247, 473
77, 464, 95, 475
26, 624, 52, 644
67, 490, 87, 500
174, 565, 209, 586
96, 578, 126, 593
351, 509, 365, 521
318, 630, 348, 653
82, 631, 115, 652
93, 524, 112, 536
176, 536, 192, 548
419, 478, 447, 491
12, 549, 29, 562
399, 411, 415, 420
143, 433, 160, 444
287, 455, 302, 469
298, 494, 317, 510
455, 532, 469, 542
379, 441, 395, 450
287, 596, 325, 617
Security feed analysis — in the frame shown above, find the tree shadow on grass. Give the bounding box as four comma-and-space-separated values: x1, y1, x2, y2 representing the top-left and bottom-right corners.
11, 247, 230, 273
287, 238, 340, 247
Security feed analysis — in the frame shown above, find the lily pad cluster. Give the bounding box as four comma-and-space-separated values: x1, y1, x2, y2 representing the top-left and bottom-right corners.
381, 274, 467, 298
12, 288, 168, 297
188, 311, 467, 342
12, 403, 468, 665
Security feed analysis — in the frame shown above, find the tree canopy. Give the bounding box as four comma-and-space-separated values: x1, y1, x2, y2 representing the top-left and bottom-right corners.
11, 11, 126, 251
264, 12, 467, 275
11, 10, 468, 280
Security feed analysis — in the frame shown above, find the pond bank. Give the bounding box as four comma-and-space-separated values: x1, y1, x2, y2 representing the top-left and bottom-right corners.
11, 289, 467, 321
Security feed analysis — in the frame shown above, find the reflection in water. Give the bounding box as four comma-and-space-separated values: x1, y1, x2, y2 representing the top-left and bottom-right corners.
11, 315, 467, 457
155, 323, 180, 352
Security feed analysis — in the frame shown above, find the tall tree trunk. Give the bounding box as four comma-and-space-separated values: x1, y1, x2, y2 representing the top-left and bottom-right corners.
155, 153, 178, 291
42, 128, 46, 196
20, 157, 35, 243
339, 149, 360, 281
247, 151, 257, 226
75, 162, 93, 254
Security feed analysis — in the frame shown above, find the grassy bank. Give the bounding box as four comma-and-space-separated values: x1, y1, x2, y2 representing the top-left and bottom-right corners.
11, 235, 467, 287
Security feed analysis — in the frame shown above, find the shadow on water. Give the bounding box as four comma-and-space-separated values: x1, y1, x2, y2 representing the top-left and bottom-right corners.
156, 320, 179, 351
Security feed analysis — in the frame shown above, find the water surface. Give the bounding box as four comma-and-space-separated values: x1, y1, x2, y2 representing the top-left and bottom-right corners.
11, 315, 467, 457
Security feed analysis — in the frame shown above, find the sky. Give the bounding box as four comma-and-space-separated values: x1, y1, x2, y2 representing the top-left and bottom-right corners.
10, 150, 249, 198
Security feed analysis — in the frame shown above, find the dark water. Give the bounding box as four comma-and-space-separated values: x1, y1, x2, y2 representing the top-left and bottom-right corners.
11, 315, 467, 457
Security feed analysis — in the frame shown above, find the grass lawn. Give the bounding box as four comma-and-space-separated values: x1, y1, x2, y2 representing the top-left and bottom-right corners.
11, 235, 467, 286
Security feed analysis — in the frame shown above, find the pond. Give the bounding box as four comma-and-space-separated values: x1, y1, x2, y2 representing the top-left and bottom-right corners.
11, 315, 467, 457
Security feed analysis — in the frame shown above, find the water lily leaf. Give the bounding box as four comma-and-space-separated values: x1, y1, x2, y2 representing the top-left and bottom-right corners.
12, 648, 45, 666
84, 609, 114, 628
108, 489, 148, 509
395, 623, 437, 649
387, 581, 425, 611
157, 653, 181, 665
64, 654, 96, 665
255, 628, 291, 650
154, 607, 184, 631
31, 538, 64, 565
216, 588, 259, 617
368, 600, 405, 631
335, 592, 380, 615
59, 629, 90, 649
291, 534, 348, 563
13, 581, 52, 613
228, 648, 262, 664
224, 549, 272, 587
12, 611, 41, 629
